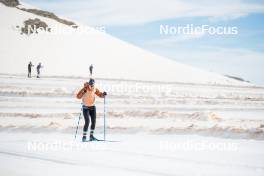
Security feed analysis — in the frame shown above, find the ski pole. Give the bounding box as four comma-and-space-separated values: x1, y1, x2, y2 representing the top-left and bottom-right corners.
74, 106, 82, 139
104, 97, 106, 141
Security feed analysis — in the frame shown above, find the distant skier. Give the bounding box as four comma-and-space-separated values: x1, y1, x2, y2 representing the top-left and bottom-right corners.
27, 61, 34, 78
76, 78, 107, 142
89, 64, 93, 76
36, 63, 43, 78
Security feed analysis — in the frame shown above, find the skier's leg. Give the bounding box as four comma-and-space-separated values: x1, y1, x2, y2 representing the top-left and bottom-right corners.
82, 108, 90, 141
89, 106, 96, 139
37, 70, 40, 78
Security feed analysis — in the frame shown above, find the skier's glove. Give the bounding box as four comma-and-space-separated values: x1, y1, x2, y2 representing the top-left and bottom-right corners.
103, 92, 107, 96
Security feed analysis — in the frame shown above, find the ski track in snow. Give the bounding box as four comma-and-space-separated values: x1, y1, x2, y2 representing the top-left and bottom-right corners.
0, 150, 181, 176
0, 133, 264, 176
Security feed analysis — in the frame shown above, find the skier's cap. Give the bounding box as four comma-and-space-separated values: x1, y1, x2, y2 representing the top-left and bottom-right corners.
88, 78, 95, 86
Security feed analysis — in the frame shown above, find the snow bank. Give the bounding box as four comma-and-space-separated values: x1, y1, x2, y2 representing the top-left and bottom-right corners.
0, 74, 263, 139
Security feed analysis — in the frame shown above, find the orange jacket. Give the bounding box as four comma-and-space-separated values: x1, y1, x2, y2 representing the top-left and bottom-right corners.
76, 85, 104, 106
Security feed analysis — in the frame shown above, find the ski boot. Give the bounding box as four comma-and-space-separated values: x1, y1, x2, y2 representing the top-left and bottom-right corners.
82, 136, 87, 142
89, 135, 98, 141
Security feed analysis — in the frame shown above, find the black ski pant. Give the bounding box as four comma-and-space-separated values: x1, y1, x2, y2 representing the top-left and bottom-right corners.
83, 106, 96, 134
28, 69, 31, 78
37, 70, 40, 78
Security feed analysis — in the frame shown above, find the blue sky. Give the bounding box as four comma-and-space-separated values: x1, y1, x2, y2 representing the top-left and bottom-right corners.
23, 0, 264, 85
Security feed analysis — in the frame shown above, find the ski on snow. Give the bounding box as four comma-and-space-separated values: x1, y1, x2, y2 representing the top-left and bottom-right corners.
82, 139, 120, 143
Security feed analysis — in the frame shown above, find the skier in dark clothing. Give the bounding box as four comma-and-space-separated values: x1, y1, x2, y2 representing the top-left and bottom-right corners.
76, 78, 107, 142
36, 63, 43, 78
89, 64, 93, 76
27, 61, 34, 78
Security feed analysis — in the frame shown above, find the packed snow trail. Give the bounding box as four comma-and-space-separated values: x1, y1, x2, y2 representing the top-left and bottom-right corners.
0, 132, 264, 176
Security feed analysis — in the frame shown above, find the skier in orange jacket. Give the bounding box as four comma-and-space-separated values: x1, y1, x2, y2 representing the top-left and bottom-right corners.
76, 78, 107, 141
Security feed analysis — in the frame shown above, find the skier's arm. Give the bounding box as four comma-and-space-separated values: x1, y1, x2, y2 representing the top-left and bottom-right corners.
95, 88, 106, 98
76, 87, 86, 99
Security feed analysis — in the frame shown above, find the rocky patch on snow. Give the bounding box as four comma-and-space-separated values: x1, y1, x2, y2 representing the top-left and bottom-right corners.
225, 74, 250, 83
0, 0, 19, 7
0, 0, 77, 28
21, 18, 50, 35
18, 8, 78, 28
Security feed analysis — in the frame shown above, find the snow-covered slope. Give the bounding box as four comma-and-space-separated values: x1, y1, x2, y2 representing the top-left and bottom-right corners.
0, 2, 247, 85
